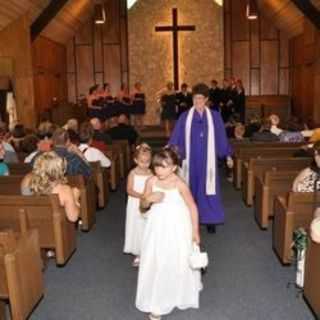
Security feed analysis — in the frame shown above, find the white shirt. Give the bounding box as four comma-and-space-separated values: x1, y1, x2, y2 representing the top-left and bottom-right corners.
79, 144, 111, 168
270, 125, 283, 136
24, 151, 38, 163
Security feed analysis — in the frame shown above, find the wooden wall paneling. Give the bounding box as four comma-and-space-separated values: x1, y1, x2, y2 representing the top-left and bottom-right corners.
232, 41, 250, 92
250, 19, 260, 68
302, 64, 314, 120
66, 38, 75, 73
76, 19, 93, 45
103, 0, 120, 44
120, 17, 128, 76
231, 0, 249, 41
224, 1, 232, 71
279, 68, 289, 95
260, 16, 278, 40
261, 40, 279, 94
94, 24, 103, 73
95, 72, 104, 87
250, 69, 260, 95
279, 32, 289, 68
76, 45, 94, 98
104, 45, 121, 94
67, 73, 76, 103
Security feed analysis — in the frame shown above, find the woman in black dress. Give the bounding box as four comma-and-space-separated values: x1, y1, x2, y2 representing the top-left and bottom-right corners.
131, 82, 146, 129
159, 81, 177, 137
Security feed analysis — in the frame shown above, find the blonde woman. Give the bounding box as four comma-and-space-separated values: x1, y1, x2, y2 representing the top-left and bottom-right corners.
21, 151, 80, 222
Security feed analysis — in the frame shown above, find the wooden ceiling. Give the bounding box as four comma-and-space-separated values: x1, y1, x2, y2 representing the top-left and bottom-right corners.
0, 0, 94, 43
256, 0, 305, 37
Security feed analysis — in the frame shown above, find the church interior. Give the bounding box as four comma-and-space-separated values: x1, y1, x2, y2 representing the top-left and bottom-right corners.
0, 0, 320, 319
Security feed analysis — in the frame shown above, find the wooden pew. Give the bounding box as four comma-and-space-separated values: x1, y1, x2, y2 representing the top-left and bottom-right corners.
113, 140, 132, 172
233, 145, 305, 189
0, 195, 77, 266
0, 174, 96, 232
273, 192, 315, 264
7, 164, 31, 176
105, 149, 121, 191
110, 144, 126, 179
90, 162, 110, 208
304, 239, 320, 318
67, 175, 96, 232
254, 170, 299, 229
0, 229, 44, 320
245, 95, 291, 123
242, 157, 310, 206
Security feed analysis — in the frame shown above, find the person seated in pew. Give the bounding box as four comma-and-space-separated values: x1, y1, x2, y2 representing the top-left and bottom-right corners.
63, 118, 79, 133
0, 143, 9, 176
89, 117, 112, 152
107, 114, 139, 146
250, 118, 279, 142
24, 127, 54, 163
21, 151, 80, 222
0, 128, 18, 163
311, 208, 320, 243
8, 124, 27, 151
20, 134, 39, 162
78, 123, 111, 168
31, 128, 92, 179
292, 142, 320, 192
244, 115, 261, 138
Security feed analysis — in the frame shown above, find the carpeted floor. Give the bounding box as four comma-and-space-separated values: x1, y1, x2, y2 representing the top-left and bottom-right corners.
29, 172, 314, 320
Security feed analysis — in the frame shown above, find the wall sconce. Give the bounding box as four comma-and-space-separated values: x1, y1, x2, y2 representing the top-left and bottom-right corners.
94, 4, 106, 24
246, 0, 258, 20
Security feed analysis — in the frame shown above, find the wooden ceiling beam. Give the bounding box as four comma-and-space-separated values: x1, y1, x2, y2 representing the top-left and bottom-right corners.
31, 0, 69, 41
292, 0, 320, 29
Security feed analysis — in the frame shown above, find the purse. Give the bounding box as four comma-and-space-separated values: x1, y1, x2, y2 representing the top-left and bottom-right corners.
189, 243, 209, 270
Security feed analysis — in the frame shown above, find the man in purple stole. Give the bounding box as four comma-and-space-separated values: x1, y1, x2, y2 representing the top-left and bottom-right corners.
169, 83, 233, 233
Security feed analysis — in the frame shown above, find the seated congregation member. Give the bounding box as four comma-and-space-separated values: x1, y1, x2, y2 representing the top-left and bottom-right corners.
107, 114, 139, 146
251, 118, 279, 142
208, 79, 221, 110
32, 128, 91, 178
24, 126, 54, 163
244, 115, 261, 138
63, 118, 79, 133
131, 82, 146, 128
0, 143, 9, 176
159, 81, 177, 137
21, 151, 80, 222
20, 134, 39, 162
292, 142, 320, 192
0, 128, 18, 163
176, 83, 192, 117
78, 123, 111, 168
9, 124, 26, 151
90, 117, 112, 152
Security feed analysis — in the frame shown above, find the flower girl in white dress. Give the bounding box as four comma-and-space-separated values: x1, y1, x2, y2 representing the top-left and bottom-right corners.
124, 143, 153, 267
136, 147, 201, 320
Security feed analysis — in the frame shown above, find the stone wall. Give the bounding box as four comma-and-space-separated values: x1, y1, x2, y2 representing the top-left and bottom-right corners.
128, 0, 224, 125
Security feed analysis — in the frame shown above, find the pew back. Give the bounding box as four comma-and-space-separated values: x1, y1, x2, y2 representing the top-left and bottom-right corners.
0, 195, 76, 265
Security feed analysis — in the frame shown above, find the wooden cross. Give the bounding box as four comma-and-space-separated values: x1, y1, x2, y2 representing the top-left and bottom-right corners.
155, 8, 196, 90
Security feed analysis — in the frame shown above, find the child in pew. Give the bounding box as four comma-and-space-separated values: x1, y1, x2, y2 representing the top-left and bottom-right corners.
0, 143, 9, 176
124, 143, 152, 267
136, 147, 201, 320
292, 141, 320, 192
20, 151, 80, 223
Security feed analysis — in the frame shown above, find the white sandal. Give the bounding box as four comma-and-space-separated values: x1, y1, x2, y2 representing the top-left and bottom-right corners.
132, 256, 140, 267
149, 314, 161, 320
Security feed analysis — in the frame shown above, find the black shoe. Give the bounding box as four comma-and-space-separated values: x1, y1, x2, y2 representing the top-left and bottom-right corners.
206, 224, 216, 234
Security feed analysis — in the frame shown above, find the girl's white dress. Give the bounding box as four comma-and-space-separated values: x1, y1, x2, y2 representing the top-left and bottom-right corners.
124, 174, 150, 255
136, 183, 201, 316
